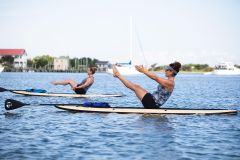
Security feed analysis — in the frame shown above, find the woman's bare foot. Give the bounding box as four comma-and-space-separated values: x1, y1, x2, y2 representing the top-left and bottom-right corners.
112, 65, 120, 78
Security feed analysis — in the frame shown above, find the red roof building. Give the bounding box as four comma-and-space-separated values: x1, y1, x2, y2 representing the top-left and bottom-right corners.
0, 49, 27, 68
0, 49, 26, 56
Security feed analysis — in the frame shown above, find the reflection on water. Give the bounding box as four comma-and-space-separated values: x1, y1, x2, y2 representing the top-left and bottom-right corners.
3, 112, 23, 119
140, 114, 172, 131
0, 73, 240, 159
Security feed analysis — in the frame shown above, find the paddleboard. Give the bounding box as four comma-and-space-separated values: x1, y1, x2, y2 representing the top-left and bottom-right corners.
55, 105, 238, 115
12, 90, 124, 98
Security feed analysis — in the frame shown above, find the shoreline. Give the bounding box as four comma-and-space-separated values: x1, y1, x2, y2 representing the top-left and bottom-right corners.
1, 71, 208, 74
150, 70, 207, 74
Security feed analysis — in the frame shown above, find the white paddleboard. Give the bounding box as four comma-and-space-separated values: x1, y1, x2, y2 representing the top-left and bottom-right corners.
55, 105, 237, 115
12, 91, 124, 98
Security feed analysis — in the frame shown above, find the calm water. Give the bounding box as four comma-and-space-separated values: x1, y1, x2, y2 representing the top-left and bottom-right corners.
0, 72, 240, 160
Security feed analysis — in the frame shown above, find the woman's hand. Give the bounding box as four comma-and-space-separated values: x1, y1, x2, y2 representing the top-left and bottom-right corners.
72, 86, 77, 91
73, 86, 81, 91
135, 65, 147, 73
112, 64, 120, 77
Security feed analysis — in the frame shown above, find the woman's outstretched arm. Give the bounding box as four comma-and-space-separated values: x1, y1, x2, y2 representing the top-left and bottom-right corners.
74, 78, 93, 89
135, 65, 174, 91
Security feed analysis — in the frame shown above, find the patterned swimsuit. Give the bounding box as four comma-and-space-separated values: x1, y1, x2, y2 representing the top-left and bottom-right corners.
152, 84, 172, 107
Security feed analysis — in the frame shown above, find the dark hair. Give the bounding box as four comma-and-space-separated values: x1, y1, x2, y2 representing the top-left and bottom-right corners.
169, 61, 181, 76
89, 67, 97, 74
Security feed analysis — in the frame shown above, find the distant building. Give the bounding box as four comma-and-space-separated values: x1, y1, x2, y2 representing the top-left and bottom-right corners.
96, 61, 109, 72
0, 49, 27, 69
54, 56, 69, 71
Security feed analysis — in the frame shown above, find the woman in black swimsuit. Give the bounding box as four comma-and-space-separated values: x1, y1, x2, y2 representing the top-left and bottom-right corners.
51, 67, 96, 94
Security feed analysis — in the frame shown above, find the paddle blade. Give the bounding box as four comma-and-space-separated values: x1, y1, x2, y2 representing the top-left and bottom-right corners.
5, 99, 28, 110
0, 87, 8, 92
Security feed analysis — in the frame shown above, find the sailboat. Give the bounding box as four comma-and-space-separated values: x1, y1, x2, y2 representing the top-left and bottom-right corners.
107, 17, 146, 75
107, 61, 141, 75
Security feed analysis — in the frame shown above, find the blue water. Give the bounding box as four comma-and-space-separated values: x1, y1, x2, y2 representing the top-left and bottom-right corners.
0, 72, 240, 160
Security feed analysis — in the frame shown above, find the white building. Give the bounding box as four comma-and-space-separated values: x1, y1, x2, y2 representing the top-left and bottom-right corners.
0, 49, 27, 69
54, 56, 70, 71
95, 61, 109, 72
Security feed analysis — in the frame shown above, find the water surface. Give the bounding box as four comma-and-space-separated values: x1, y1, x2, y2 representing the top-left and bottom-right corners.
0, 73, 239, 160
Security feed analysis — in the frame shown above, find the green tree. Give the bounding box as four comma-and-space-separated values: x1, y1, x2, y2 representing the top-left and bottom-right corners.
1, 56, 14, 65
182, 64, 192, 71
33, 55, 54, 69
181, 64, 213, 72
69, 58, 77, 69
70, 57, 99, 70
148, 63, 165, 71
149, 63, 157, 71
154, 66, 164, 71
0, 56, 14, 71
27, 59, 33, 68
234, 64, 240, 69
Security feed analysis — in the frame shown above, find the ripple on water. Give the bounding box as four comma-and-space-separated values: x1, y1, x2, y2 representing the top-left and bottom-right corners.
0, 73, 240, 159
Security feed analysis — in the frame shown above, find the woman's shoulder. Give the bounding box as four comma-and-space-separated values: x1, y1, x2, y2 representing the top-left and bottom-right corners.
88, 76, 94, 80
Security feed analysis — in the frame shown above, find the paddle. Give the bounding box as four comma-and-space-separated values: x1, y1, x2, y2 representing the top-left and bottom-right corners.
0, 87, 12, 92
4, 99, 59, 110
5, 99, 111, 110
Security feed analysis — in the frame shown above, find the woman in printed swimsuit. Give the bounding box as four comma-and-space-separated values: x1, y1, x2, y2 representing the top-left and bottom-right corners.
112, 62, 181, 108
51, 67, 96, 94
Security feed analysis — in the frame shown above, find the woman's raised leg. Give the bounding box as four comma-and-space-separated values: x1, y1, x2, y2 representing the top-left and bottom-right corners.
51, 80, 78, 89
112, 65, 147, 100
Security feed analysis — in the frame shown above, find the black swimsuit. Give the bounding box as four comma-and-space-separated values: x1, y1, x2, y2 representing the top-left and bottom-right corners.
75, 87, 86, 94
141, 93, 159, 109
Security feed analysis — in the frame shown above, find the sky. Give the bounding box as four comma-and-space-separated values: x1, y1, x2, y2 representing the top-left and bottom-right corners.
0, 0, 240, 66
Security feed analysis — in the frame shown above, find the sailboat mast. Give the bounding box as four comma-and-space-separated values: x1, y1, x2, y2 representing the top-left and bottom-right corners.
130, 16, 133, 65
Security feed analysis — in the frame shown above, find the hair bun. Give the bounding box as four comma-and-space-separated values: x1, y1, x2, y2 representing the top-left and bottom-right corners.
90, 67, 97, 74
169, 61, 181, 73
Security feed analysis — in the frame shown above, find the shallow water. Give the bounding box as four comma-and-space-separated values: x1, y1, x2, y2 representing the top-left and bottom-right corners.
0, 72, 240, 160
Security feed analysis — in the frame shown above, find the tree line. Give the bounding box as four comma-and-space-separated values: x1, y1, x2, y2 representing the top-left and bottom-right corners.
1, 55, 99, 71
149, 63, 214, 72
27, 55, 99, 70
1, 55, 239, 72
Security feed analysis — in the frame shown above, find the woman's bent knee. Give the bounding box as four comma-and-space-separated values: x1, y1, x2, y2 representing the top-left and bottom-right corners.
66, 80, 74, 83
